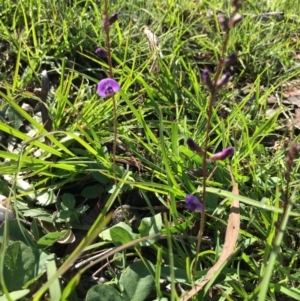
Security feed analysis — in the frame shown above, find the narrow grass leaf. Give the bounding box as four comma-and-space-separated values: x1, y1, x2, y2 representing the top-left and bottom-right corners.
46, 254, 61, 301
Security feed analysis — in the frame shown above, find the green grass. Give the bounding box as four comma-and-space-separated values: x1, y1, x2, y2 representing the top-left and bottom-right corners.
1, 0, 300, 300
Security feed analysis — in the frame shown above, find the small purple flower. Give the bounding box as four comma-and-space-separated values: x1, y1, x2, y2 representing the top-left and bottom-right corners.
185, 195, 203, 212
95, 48, 108, 57
210, 146, 234, 161
97, 78, 120, 98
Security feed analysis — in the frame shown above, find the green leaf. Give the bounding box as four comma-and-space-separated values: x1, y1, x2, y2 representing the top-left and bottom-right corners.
119, 260, 154, 301
36, 189, 56, 206
85, 284, 123, 301
113, 252, 126, 269
37, 231, 68, 248
92, 172, 110, 184
81, 185, 100, 199
273, 283, 300, 300
0, 220, 36, 247
61, 273, 81, 300
138, 213, 162, 246
3, 242, 38, 291
0, 289, 30, 301
5, 106, 23, 129
60, 193, 75, 210
30, 218, 42, 241
76, 205, 89, 214
0, 179, 10, 196
100, 222, 134, 242
22, 209, 53, 222
110, 225, 136, 246
0, 122, 63, 157
57, 210, 72, 220
160, 266, 189, 283
14, 178, 35, 200
46, 254, 61, 301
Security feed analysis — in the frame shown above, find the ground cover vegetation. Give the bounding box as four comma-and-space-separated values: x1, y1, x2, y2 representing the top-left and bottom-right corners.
1, 0, 300, 300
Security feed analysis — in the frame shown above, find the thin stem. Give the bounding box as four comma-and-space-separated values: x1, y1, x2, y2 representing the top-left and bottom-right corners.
193, 31, 230, 278
103, 0, 117, 185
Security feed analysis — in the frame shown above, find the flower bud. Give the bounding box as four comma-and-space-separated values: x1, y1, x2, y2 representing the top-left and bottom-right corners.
216, 72, 231, 89
102, 12, 119, 30
210, 146, 234, 161
232, 0, 242, 11
187, 138, 205, 156
95, 48, 108, 57
223, 53, 237, 67
202, 69, 214, 92
108, 12, 118, 25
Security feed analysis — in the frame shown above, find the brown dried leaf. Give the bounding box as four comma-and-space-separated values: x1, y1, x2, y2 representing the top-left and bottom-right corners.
287, 108, 300, 130
181, 168, 240, 300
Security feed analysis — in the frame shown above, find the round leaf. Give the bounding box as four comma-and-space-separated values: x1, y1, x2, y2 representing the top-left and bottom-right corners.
119, 260, 154, 301
86, 284, 123, 301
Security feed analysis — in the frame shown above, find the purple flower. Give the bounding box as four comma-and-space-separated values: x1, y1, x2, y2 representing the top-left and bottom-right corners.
97, 78, 120, 98
95, 48, 108, 57
185, 195, 203, 212
210, 146, 234, 161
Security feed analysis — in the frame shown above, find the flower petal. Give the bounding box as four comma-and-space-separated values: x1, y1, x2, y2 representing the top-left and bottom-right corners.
97, 78, 120, 98
185, 195, 203, 212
